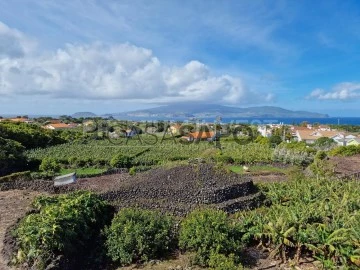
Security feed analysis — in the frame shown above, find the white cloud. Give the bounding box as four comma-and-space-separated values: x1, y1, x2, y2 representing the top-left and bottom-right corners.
0, 21, 273, 105
0, 21, 36, 58
308, 82, 360, 101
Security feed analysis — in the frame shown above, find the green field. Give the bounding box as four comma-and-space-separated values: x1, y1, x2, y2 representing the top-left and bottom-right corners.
59, 168, 107, 176
25, 138, 274, 166
229, 164, 287, 174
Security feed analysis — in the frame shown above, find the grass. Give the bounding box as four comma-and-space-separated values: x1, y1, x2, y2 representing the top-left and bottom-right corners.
229, 165, 287, 174
59, 168, 107, 176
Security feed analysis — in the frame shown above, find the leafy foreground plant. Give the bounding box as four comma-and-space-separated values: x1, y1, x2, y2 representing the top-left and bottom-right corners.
235, 176, 360, 269
179, 208, 243, 268
105, 208, 176, 266
12, 191, 112, 270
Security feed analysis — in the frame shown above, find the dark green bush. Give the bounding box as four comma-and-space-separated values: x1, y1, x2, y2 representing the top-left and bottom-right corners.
110, 153, 132, 168
0, 137, 26, 176
39, 158, 61, 173
13, 191, 111, 270
179, 208, 242, 266
105, 208, 176, 265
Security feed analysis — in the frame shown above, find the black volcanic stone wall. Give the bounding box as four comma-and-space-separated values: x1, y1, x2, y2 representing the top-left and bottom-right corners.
198, 181, 254, 204
0, 164, 265, 215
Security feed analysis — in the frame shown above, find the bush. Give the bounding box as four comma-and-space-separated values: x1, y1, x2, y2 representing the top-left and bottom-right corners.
39, 158, 61, 173
68, 156, 77, 167
273, 142, 315, 166
129, 166, 136, 176
208, 252, 243, 270
216, 154, 234, 164
179, 209, 242, 266
110, 153, 132, 168
105, 208, 176, 265
0, 137, 26, 176
13, 192, 111, 270
329, 145, 360, 157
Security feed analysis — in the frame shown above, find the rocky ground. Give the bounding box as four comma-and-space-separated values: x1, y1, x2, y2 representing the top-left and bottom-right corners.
1, 164, 263, 216
330, 154, 360, 178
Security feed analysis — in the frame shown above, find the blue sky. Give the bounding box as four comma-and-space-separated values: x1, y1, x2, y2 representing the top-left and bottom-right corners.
0, 0, 360, 116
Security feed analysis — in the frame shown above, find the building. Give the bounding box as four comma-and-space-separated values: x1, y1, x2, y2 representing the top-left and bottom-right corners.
332, 134, 358, 146
296, 129, 357, 146
170, 124, 182, 134
347, 138, 360, 146
295, 130, 339, 144
0, 117, 33, 123
44, 123, 78, 130
257, 125, 272, 137
181, 131, 216, 142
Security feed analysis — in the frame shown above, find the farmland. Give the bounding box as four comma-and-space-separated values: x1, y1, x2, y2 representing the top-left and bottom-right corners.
1, 120, 360, 269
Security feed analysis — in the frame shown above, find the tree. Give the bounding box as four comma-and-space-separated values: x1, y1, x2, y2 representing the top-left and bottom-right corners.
314, 137, 336, 150
0, 137, 25, 176
269, 135, 282, 146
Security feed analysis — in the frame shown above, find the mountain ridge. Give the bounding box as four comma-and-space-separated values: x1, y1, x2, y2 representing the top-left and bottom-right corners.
104, 104, 329, 118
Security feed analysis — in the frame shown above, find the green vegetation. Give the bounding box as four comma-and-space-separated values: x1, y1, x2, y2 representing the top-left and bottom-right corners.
0, 122, 65, 149
235, 176, 360, 269
0, 137, 26, 176
59, 167, 107, 177
0, 171, 31, 183
25, 140, 274, 168
105, 208, 175, 265
179, 208, 242, 267
273, 141, 315, 166
110, 153, 133, 168
13, 192, 111, 270
314, 137, 337, 150
329, 144, 360, 156
39, 157, 61, 173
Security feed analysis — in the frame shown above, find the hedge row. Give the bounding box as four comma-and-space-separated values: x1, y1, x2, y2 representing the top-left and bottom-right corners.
0, 171, 31, 183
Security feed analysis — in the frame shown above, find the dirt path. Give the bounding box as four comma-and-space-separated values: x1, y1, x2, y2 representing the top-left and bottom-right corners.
0, 190, 44, 270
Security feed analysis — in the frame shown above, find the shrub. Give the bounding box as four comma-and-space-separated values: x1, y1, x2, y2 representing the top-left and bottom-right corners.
269, 135, 282, 146
13, 192, 111, 269
208, 252, 243, 270
39, 158, 61, 173
129, 166, 136, 176
105, 208, 175, 265
68, 156, 77, 167
216, 154, 234, 164
273, 142, 315, 166
179, 209, 242, 266
329, 145, 360, 157
110, 153, 132, 168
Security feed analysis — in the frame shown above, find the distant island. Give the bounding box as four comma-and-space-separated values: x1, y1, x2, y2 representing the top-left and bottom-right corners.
72, 112, 97, 118
104, 104, 329, 119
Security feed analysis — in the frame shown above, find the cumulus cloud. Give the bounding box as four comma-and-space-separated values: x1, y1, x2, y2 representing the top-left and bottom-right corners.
0, 22, 36, 58
308, 82, 360, 100
0, 21, 272, 104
